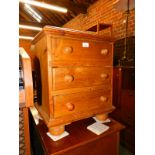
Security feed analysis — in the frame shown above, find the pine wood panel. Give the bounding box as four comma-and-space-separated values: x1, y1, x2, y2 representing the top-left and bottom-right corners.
33, 36, 52, 117
52, 67, 112, 90
31, 26, 114, 135
29, 114, 125, 155
19, 48, 33, 155
54, 89, 112, 118
51, 37, 113, 67
19, 40, 35, 70
19, 48, 33, 107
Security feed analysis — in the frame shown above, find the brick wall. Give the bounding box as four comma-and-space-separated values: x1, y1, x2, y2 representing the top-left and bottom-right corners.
63, 0, 135, 40
63, 0, 135, 66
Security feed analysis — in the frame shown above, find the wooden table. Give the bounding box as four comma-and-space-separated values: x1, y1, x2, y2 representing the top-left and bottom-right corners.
30, 110, 124, 155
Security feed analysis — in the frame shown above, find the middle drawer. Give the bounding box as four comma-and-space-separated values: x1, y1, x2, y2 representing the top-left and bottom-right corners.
52, 67, 112, 91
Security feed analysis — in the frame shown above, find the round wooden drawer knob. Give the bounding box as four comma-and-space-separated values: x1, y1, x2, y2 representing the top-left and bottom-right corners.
100, 73, 108, 79
63, 46, 73, 54
101, 49, 108, 55
100, 96, 108, 102
64, 75, 74, 82
65, 102, 75, 111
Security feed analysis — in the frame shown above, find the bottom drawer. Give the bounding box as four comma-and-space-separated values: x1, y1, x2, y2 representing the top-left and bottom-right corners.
53, 89, 112, 118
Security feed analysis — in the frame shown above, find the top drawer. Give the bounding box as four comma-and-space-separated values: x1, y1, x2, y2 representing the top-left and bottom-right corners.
51, 37, 113, 67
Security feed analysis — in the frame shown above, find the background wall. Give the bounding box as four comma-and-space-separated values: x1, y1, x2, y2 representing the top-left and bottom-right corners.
63, 0, 135, 66
63, 0, 135, 41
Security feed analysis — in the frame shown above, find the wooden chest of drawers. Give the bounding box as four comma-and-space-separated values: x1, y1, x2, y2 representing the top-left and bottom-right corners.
31, 26, 114, 135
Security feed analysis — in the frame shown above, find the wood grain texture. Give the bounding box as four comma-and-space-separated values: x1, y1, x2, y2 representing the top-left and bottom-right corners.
31, 26, 114, 135
52, 67, 112, 90
30, 112, 125, 155
19, 48, 33, 107
19, 48, 34, 155
19, 0, 97, 35
51, 37, 113, 67
54, 89, 112, 118
47, 106, 115, 127
19, 39, 35, 70
31, 26, 114, 44
33, 36, 52, 117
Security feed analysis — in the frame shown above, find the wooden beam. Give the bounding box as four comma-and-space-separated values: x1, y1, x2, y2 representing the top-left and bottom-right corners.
57, 14, 69, 23
36, 7, 62, 26
19, 9, 35, 22
19, 0, 97, 29
19, 14, 25, 21
52, 13, 66, 26
35, 7, 53, 25
19, 20, 45, 27
67, 10, 77, 18
19, 29, 39, 37
39, 0, 87, 14
19, 4, 39, 22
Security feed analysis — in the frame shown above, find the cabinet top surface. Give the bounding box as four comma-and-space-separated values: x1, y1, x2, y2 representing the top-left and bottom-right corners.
30, 110, 124, 155
32, 26, 114, 44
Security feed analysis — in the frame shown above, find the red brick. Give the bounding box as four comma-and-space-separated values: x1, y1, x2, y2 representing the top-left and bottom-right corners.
63, 0, 135, 40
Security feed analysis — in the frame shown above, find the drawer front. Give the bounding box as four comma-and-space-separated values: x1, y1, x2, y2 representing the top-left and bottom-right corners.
53, 89, 112, 118
52, 67, 112, 90
51, 38, 113, 66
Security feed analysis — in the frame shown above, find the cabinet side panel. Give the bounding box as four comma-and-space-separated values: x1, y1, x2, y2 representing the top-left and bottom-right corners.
33, 36, 51, 119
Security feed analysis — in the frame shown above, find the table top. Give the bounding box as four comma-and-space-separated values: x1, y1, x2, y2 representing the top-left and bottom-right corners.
30, 110, 125, 155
